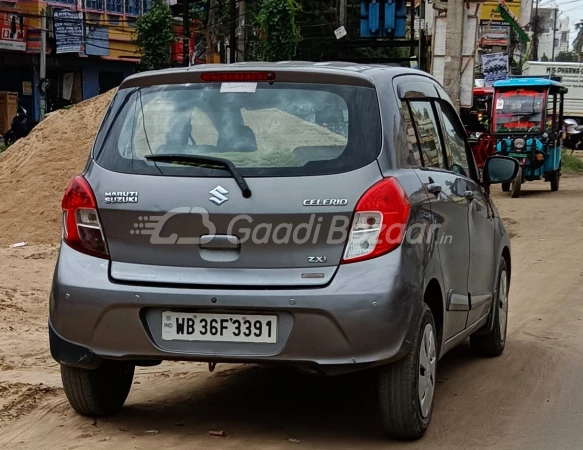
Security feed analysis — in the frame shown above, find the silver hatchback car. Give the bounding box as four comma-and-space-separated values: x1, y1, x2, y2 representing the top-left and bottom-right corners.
50, 62, 519, 440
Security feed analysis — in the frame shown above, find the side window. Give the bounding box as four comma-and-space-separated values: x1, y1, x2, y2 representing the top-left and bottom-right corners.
400, 103, 422, 167
408, 101, 445, 169
436, 102, 470, 177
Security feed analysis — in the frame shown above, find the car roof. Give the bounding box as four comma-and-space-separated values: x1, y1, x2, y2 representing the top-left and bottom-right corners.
120, 62, 434, 89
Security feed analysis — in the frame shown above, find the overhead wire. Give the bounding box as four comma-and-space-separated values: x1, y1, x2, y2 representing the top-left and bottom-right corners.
1, 17, 157, 55
539, 0, 583, 6
1, 5, 347, 57
1, 7, 249, 56
0, 3, 245, 29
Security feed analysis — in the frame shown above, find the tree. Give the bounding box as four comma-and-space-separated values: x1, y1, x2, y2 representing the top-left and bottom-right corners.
556, 51, 578, 62
574, 21, 583, 59
135, 0, 176, 71
256, 0, 301, 61
294, 0, 338, 60
530, 14, 542, 61
541, 53, 549, 62
189, 0, 226, 61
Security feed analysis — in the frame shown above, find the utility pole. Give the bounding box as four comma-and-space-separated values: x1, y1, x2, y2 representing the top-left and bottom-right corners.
551, 8, 557, 61
182, 0, 189, 67
418, 1, 425, 70
443, 0, 464, 111
206, 0, 218, 63
39, 8, 46, 121
237, 0, 245, 62
229, 0, 236, 63
336, 0, 346, 59
531, 0, 540, 61
339, 0, 346, 28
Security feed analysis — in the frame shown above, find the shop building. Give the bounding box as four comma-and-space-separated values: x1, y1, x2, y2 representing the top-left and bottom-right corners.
0, 0, 147, 125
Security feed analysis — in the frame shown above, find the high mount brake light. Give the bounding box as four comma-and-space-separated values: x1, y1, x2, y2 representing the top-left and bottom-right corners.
341, 178, 411, 264
200, 71, 276, 82
62, 176, 109, 259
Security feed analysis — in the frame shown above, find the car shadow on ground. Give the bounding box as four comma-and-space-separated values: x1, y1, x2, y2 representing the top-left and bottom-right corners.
511, 189, 558, 198
101, 341, 483, 443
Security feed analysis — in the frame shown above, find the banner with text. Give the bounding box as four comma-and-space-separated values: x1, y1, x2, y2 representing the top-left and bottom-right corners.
480, 25, 511, 47
54, 10, 84, 54
0, 12, 26, 52
479, 0, 521, 26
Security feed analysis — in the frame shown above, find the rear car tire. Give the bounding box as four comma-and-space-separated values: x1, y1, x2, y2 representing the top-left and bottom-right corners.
549, 170, 560, 192
510, 167, 522, 198
471, 259, 509, 357
378, 304, 437, 440
61, 362, 135, 417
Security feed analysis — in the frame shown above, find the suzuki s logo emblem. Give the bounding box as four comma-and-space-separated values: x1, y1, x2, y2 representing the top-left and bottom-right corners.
209, 186, 229, 205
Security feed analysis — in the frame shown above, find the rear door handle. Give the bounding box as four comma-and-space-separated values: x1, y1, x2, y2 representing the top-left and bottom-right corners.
427, 183, 442, 196
200, 235, 240, 249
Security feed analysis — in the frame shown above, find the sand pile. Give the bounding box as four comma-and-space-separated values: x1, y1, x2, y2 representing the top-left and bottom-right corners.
0, 90, 116, 246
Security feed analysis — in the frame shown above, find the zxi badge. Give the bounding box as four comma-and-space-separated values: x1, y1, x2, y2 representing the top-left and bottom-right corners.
308, 256, 327, 263
209, 186, 229, 205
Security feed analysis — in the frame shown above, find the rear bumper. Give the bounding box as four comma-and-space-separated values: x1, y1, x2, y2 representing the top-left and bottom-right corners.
50, 243, 422, 376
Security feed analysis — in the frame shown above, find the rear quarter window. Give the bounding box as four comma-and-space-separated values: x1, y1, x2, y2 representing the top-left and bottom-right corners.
95, 82, 382, 178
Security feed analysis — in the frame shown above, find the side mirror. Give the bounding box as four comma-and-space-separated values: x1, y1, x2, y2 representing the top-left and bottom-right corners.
483, 155, 520, 185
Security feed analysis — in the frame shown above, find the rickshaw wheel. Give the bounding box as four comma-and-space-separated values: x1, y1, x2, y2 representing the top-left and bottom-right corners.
510, 167, 522, 198
501, 182, 510, 192
549, 170, 560, 192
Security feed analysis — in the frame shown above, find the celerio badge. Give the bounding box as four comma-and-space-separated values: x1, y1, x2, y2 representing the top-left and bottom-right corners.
303, 198, 348, 206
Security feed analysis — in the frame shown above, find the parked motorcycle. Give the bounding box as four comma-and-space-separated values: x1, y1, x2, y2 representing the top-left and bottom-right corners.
3, 105, 30, 146
564, 119, 583, 154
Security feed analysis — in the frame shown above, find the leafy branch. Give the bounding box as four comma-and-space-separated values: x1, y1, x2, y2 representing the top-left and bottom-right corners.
256, 0, 301, 61
135, 0, 176, 71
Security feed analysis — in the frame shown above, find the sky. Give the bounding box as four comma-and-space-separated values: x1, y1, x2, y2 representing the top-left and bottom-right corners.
538, 0, 583, 49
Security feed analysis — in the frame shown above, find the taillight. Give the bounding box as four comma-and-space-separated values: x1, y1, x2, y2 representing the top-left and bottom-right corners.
62, 176, 109, 258
342, 178, 410, 264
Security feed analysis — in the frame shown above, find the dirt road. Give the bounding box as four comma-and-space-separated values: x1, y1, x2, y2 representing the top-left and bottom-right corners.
1, 177, 583, 449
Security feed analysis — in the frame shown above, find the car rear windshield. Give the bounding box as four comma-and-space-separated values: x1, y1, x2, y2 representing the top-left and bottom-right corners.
94, 82, 381, 177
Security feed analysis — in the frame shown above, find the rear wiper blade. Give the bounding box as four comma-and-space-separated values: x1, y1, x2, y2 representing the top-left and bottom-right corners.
145, 154, 251, 198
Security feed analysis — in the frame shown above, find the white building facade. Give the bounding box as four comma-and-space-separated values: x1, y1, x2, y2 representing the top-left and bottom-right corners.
537, 8, 570, 60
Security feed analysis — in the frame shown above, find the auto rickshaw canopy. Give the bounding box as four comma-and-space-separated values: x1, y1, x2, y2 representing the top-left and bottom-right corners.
493, 77, 568, 95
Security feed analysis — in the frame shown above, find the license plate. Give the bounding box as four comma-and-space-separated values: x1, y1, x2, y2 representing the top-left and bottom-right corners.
161, 311, 278, 343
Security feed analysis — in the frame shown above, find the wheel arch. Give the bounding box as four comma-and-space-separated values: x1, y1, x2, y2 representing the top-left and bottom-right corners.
423, 278, 444, 357
501, 245, 511, 283
475, 244, 511, 338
